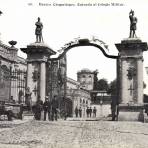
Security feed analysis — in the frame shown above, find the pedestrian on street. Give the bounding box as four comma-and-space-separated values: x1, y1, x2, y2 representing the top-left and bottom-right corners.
51, 95, 59, 121
111, 98, 117, 121
75, 106, 78, 117
86, 107, 89, 118
34, 96, 43, 120
89, 107, 92, 118
19, 103, 23, 120
93, 107, 97, 117
43, 96, 51, 121
79, 107, 82, 118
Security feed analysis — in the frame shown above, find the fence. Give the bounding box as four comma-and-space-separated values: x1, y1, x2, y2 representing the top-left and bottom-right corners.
11, 69, 27, 103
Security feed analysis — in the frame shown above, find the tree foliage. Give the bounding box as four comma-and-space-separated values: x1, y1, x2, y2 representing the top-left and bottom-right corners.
95, 78, 109, 91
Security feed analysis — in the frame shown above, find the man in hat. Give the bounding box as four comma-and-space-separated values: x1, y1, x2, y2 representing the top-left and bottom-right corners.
78, 107, 82, 118
86, 107, 89, 118
89, 107, 92, 118
75, 106, 79, 118
43, 96, 51, 121
93, 106, 97, 118
51, 95, 59, 121
34, 96, 43, 120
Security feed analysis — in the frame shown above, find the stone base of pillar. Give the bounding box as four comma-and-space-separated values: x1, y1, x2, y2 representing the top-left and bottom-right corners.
117, 104, 145, 122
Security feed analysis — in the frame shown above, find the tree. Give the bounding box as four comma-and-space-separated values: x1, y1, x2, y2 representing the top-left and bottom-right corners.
108, 79, 117, 96
95, 78, 109, 91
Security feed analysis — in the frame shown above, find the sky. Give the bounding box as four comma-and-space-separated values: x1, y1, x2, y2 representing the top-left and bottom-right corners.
1, 0, 148, 93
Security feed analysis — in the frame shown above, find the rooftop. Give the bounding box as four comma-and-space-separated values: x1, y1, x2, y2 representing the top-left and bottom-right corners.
77, 68, 98, 74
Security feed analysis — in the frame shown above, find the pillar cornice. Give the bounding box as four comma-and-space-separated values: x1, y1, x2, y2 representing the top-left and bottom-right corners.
26, 59, 47, 63
115, 38, 148, 52
120, 56, 143, 60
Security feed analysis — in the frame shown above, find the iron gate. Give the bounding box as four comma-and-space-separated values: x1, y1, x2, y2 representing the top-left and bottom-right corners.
11, 69, 27, 103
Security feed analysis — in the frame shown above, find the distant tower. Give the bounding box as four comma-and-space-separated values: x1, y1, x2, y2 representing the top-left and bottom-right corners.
77, 68, 97, 91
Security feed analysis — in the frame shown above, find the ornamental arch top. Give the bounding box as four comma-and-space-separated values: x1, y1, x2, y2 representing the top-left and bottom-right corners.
49, 37, 119, 61
47, 37, 120, 120
47, 35, 148, 122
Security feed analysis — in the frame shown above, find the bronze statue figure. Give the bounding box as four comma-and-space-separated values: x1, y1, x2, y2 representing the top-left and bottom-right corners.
129, 10, 137, 38
25, 87, 32, 110
35, 17, 43, 43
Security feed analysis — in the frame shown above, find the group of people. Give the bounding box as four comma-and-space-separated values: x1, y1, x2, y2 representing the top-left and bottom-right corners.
74, 106, 82, 118
75, 106, 97, 118
32, 95, 59, 121
86, 107, 97, 118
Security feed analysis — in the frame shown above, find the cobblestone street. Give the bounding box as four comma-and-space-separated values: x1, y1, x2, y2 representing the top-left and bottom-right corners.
0, 120, 148, 148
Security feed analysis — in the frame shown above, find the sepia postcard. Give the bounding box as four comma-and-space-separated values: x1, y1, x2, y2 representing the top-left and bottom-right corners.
0, 0, 148, 148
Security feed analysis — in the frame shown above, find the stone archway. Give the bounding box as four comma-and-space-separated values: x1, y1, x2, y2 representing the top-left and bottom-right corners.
52, 37, 147, 122
48, 37, 119, 119
21, 36, 148, 121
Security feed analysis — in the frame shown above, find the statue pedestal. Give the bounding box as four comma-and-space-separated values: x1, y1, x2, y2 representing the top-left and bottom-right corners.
117, 104, 145, 122
21, 42, 56, 104
115, 38, 148, 121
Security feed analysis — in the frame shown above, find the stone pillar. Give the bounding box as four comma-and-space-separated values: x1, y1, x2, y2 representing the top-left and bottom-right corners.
40, 62, 46, 102
115, 38, 148, 121
121, 59, 128, 103
21, 43, 56, 105
137, 58, 143, 104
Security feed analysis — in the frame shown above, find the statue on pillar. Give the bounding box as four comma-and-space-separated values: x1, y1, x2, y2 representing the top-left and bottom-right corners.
25, 87, 32, 110
35, 17, 43, 43
129, 10, 137, 38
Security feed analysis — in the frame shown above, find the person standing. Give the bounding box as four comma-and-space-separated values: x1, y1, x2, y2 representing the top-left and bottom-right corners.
89, 107, 92, 118
86, 107, 89, 118
51, 95, 58, 121
79, 107, 82, 118
43, 96, 51, 121
75, 106, 78, 117
93, 107, 97, 117
25, 87, 32, 111
34, 96, 43, 120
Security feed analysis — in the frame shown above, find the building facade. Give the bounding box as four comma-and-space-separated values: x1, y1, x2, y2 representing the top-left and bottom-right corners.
0, 40, 111, 118
0, 41, 27, 103
66, 77, 91, 117
77, 68, 96, 91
